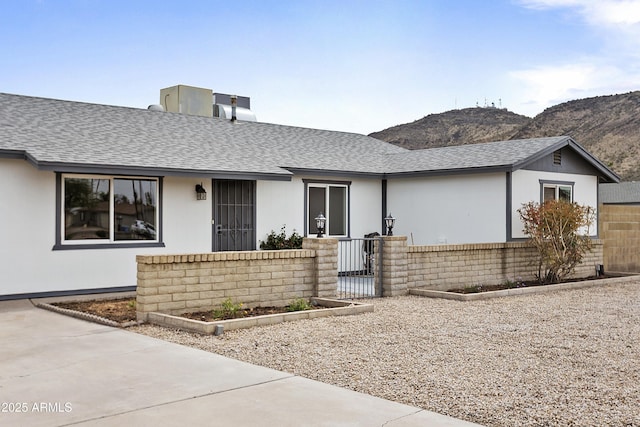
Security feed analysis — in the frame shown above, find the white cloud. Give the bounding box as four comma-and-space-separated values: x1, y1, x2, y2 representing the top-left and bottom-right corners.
508, 62, 639, 116
511, 1, 640, 116
518, 0, 640, 27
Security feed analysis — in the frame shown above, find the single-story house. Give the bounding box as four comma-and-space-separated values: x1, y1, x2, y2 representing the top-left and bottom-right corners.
599, 182, 640, 273
0, 88, 619, 299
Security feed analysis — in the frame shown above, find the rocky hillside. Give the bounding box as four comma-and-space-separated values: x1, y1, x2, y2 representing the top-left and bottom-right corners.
369, 107, 531, 149
370, 91, 640, 180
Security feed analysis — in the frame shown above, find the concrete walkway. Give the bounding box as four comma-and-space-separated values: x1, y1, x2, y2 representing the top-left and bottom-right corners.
0, 299, 481, 427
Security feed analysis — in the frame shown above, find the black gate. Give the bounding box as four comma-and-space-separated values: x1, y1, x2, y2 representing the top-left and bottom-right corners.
337, 235, 383, 298
213, 180, 256, 251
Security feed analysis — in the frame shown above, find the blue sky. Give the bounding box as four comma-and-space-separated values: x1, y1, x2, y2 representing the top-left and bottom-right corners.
2, 0, 640, 134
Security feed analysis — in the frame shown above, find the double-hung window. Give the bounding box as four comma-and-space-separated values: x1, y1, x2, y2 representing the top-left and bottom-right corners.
541, 180, 573, 203
305, 181, 349, 237
57, 174, 162, 248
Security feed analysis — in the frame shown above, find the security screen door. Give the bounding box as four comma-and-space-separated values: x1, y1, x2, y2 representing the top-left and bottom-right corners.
213, 180, 256, 251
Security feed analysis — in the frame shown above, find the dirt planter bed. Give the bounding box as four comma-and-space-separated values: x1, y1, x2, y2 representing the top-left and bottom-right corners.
35, 292, 140, 328
409, 274, 640, 301
145, 297, 374, 335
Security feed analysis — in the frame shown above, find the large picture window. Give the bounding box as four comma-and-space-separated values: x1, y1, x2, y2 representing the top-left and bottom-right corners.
60, 174, 160, 246
306, 181, 349, 237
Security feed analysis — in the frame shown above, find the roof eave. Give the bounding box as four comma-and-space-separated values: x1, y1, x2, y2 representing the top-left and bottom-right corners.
511, 136, 620, 183
566, 139, 621, 183
24, 155, 292, 181
0, 149, 27, 160
283, 167, 385, 179
385, 164, 511, 179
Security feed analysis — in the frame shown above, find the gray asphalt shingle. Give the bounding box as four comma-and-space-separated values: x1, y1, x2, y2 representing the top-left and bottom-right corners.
0, 93, 405, 177
0, 93, 618, 181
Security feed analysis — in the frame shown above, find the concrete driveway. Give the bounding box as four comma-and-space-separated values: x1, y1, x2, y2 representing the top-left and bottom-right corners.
0, 299, 481, 426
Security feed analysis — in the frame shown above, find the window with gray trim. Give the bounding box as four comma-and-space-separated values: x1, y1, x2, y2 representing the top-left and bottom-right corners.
61, 174, 159, 244
306, 182, 349, 237
541, 181, 573, 203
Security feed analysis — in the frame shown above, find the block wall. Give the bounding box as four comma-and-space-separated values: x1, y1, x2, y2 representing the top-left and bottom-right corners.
405, 241, 603, 292
599, 204, 640, 273
136, 250, 315, 320
136, 238, 339, 321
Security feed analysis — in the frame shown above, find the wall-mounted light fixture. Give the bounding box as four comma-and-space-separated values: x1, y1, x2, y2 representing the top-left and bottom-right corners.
315, 212, 326, 238
385, 213, 395, 236
195, 183, 207, 201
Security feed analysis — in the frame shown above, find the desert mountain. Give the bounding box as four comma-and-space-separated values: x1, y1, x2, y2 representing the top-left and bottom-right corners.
369, 91, 640, 180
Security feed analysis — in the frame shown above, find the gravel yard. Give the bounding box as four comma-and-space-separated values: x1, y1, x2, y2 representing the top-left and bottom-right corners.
131, 282, 640, 426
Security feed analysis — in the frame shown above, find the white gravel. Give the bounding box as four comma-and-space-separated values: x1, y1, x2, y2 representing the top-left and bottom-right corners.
131, 282, 640, 426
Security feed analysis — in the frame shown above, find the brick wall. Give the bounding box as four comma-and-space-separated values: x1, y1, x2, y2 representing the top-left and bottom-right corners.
599, 204, 640, 273
382, 237, 603, 293
136, 236, 604, 319
406, 241, 603, 291
136, 238, 338, 321
302, 237, 339, 298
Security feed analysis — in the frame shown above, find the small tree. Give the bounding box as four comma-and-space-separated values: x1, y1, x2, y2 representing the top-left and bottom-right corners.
518, 200, 595, 284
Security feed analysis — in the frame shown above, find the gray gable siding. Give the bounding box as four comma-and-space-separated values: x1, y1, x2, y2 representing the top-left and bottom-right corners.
522, 146, 606, 177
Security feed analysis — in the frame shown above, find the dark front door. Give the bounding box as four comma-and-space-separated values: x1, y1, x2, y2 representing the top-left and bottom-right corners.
213, 180, 256, 251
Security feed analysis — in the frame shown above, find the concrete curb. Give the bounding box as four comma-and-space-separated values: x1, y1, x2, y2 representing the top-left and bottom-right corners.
409, 274, 640, 301
146, 297, 374, 335
34, 301, 142, 328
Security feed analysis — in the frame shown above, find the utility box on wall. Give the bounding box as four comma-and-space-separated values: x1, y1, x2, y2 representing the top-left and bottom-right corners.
160, 85, 213, 117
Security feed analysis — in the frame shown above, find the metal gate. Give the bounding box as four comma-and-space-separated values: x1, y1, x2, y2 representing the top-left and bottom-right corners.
213, 180, 256, 251
337, 235, 383, 298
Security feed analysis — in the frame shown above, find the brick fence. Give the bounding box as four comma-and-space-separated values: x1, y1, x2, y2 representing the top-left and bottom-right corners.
136, 236, 603, 319
599, 204, 640, 273
384, 237, 603, 292
136, 238, 337, 321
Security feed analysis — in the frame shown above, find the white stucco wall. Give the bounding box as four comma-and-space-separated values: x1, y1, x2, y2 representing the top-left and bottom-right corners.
511, 169, 598, 239
256, 176, 383, 244
256, 179, 304, 243
1, 159, 384, 297
386, 173, 507, 245
0, 159, 214, 297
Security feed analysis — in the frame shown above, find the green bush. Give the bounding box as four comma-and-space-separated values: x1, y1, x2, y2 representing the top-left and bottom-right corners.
287, 298, 313, 312
212, 298, 244, 319
259, 226, 303, 250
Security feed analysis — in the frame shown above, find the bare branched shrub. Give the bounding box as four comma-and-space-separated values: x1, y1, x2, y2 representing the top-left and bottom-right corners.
518, 200, 595, 284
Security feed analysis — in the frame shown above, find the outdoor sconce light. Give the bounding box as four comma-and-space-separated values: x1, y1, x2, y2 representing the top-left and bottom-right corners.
315, 212, 326, 238
195, 183, 207, 201
385, 213, 395, 236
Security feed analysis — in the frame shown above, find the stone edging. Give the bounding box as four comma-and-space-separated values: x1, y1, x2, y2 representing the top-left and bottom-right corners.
146, 297, 374, 335
409, 275, 640, 301
34, 301, 142, 328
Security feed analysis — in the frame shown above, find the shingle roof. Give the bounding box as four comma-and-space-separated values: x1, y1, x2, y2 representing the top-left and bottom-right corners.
0, 93, 405, 178
0, 93, 619, 182
383, 137, 567, 174
600, 182, 640, 204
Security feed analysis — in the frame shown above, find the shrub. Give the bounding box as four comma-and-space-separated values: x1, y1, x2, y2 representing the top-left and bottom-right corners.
213, 298, 244, 319
259, 226, 303, 250
518, 200, 595, 284
287, 298, 313, 312
503, 277, 525, 289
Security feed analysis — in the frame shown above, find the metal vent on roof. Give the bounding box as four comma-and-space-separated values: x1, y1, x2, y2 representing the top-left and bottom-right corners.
158, 85, 257, 122
147, 104, 165, 112
553, 150, 562, 165
213, 93, 257, 122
